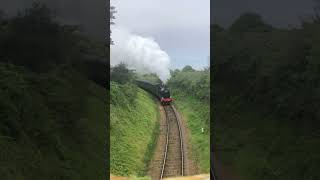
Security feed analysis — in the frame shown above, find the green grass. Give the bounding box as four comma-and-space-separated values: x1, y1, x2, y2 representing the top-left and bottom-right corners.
172, 91, 210, 173
110, 82, 159, 176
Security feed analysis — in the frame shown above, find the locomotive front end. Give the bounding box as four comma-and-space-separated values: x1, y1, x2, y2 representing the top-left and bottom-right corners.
160, 86, 173, 105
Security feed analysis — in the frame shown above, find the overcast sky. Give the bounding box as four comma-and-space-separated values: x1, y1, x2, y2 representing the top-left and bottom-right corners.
111, 0, 210, 70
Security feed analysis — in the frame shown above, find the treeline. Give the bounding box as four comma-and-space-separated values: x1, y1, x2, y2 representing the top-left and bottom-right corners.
168, 65, 210, 103
110, 63, 137, 106
212, 12, 320, 179
110, 63, 161, 84
213, 12, 320, 127
0, 3, 107, 179
0, 3, 108, 86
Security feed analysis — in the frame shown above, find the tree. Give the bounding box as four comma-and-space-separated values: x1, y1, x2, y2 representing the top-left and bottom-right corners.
0, 2, 81, 72
182, 65, 195, 72
110, 63, 135, 84
170, 69, 180, 78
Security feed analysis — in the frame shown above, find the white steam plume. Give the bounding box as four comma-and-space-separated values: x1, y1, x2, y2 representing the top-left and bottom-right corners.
111, 26, 171, 82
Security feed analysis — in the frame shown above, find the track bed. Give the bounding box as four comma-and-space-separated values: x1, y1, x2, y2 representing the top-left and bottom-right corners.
161, 105, 184, 179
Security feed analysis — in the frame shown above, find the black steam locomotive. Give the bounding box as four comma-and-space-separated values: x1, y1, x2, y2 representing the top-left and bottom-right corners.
135, 80, 173, 105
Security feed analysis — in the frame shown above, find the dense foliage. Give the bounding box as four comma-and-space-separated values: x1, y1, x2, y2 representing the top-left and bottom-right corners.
169, 67, 210, 103
167, 67, 210, 172
0, 3, 108, 86
0, 3, 107, 180
213, 12, 320, 180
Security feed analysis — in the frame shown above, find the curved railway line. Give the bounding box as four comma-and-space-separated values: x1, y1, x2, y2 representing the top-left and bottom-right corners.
160, 105, 184, 179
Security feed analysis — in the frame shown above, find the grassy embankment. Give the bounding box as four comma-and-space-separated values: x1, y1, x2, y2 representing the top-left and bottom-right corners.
168, 68, 210, 173
0, 63, 107, 180
110, 82, 159, 177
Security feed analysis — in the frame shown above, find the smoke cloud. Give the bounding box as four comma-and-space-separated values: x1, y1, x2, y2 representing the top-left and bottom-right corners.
111, 26, 171, 82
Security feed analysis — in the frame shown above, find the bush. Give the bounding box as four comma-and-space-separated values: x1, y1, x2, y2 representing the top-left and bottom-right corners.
110, 81, 137, 107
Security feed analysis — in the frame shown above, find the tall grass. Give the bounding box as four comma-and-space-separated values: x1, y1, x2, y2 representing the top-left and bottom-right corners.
110, 82, 159, 176
172, 91, 210, 173
167, 68, 210, 173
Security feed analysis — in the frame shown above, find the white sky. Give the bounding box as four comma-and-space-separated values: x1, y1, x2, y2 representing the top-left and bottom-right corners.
111, 0, 210, 70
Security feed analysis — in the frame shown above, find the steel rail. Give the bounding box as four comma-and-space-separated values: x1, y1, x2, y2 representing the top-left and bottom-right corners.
160, 106, 170, 180
160, 105, 184, 179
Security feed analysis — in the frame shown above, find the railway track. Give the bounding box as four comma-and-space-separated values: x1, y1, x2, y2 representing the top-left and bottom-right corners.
160, 105, 184, 179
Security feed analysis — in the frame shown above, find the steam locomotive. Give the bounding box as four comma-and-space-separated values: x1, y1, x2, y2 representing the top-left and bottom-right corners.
135, 80, 173, 105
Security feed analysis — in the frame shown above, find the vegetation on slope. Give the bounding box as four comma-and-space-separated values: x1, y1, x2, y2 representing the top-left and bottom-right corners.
167, 66, 210, 172
212, 11, 320, 180
110, 65, 159, 176
0, 63, 107, 180
0, 3, 108, 179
